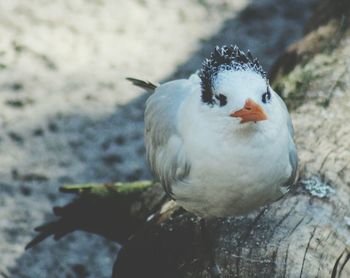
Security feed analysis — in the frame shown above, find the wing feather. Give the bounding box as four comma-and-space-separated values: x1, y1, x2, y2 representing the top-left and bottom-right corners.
275, 93, 299, 192
144, 79, 194, 198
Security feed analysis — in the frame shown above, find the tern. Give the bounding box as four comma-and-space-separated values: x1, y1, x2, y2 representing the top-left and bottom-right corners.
128, 45, 298, 277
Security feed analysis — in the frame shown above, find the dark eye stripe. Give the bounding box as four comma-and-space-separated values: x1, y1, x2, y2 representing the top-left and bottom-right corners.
215, 94, 227, 106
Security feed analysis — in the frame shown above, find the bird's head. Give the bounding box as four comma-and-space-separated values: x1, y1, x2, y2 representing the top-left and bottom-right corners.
199, 45, 278, 127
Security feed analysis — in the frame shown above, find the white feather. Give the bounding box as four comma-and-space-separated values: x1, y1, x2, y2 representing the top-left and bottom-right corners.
144, 70, 297, 218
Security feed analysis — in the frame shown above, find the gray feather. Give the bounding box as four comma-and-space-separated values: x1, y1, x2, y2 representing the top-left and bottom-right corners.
144, 79, 193, 198
281, 139, 299, 193
275, 92, 299, 192
126, 77, 159, 91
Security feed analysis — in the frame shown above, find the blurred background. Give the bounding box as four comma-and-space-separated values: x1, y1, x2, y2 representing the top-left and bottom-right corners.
0, 0, 319, 277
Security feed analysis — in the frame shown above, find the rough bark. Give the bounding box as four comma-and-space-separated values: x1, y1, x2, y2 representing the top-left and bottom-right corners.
27, 0, 350, 277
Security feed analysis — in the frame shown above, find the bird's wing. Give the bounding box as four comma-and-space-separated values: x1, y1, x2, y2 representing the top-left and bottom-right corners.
276, 94, 299, 192
285, 138, 299, 190
145, 79, 194, 198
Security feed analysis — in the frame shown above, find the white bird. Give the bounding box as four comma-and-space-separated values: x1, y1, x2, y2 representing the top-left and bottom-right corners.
129, 45, 298, 218
128, 45, 298, 276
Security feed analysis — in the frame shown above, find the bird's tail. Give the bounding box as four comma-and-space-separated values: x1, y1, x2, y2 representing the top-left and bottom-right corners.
126, 77, 159, 92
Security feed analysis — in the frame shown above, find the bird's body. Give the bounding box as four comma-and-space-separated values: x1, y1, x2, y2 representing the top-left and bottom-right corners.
143, 46, 298, 219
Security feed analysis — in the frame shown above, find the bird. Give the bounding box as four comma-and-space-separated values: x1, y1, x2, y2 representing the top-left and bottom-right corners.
128, 45, 298, 277
129, 45, 298, 218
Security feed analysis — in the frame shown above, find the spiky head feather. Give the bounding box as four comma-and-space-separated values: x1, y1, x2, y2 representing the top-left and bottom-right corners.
199, 45, 266, 105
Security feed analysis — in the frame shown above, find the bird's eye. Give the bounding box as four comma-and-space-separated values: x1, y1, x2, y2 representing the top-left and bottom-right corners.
215, 94, 227, 106
262, 89, 271, 104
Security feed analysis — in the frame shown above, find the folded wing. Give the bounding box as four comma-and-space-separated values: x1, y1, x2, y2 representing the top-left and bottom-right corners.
144, 79, 193, 198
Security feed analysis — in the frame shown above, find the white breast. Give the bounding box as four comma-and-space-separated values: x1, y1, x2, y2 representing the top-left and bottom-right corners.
173, 93, 292, 218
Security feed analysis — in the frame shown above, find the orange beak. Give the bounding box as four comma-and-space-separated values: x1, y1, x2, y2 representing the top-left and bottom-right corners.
230, 98, 268, 123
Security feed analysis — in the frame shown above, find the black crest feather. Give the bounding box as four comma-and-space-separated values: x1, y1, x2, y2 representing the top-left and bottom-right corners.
199, 45, 266, 105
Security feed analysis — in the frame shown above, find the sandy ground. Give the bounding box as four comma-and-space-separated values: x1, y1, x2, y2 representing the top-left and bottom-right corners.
0, 0, 318, 277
